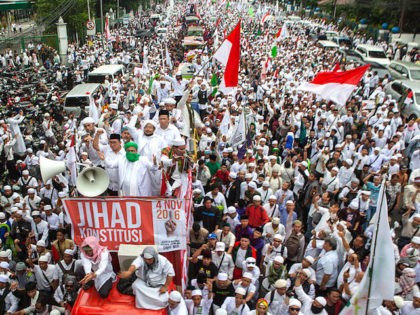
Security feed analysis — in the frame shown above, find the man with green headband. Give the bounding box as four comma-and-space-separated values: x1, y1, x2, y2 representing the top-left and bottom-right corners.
117, 141, 158, 196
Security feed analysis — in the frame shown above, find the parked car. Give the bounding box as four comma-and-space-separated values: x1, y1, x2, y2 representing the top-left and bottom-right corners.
338, 49, 364, 64
355, 44, 391, 66
387, 61, 420, 81
384, 80, 420, 120
363, 61, 393, 80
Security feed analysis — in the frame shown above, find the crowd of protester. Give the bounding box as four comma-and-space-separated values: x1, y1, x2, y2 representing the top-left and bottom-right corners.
0, 0, 419, 314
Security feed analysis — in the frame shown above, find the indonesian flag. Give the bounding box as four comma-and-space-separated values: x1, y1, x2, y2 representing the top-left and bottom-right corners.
261, 12, 270, 25
213, 21, 241, 94
298, 64, 370, 105
275, 24, 289, 41
332, 63, 341, 72
105, 16, 111, 40
404, 90, 413, 105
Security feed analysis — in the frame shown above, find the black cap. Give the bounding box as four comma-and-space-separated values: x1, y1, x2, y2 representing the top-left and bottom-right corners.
203, 196, 213, 203
240, 215, 249, 220
109, 133, 121, 140
159, 109, 170, 117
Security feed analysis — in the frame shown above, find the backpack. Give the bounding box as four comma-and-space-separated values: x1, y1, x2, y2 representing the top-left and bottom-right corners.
284, 232, 303, 259
117, 273, 136, 296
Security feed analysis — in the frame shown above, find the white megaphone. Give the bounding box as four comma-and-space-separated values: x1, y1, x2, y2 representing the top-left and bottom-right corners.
40, 156, 67, 183
76, 167, 110, 197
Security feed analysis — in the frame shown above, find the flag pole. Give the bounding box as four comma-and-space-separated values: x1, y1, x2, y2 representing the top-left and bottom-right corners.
364, 176, 387, 314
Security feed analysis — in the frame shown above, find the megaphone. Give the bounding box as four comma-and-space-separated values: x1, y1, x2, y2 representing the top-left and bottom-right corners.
40, 156, 66, 183
76, 167, 110, 197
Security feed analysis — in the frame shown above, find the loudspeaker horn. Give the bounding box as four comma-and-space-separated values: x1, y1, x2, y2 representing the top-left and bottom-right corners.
76, 167, 110, 197
40, 156, 66, 183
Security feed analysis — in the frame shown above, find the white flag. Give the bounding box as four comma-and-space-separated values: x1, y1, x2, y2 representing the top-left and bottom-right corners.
165, 44, 173, 70
340, 179, 395, 314
219, 107, 230, 135
89, 97, 99, 124
229, 109, 246, 147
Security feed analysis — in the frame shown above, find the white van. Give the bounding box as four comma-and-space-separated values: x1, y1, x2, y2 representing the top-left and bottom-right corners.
87, 64, 127, 84
318, 40, 340, 50
64, 83, 102, 117
355, 44, 390, 66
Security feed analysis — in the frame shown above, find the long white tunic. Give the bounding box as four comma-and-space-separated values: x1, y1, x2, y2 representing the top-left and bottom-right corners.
131, 254, 175, 310
118, 156, 158, 196
7, 114, 26, 154
168, 298, 188, 315
81, 250, 115, 291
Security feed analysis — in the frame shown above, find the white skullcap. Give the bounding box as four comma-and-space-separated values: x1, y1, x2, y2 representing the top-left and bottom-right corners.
289, 298, 302, 307
38, 255, 49, 262
64, 249, 74, 256
301, 268, 312, 277
304, 256, 315, 264
274, 279, 287, 288
274, 256, 284, 264
82, 117, 95, 125
235, 287, 246, 296
215, 242, 226, 251
171, 138, 185, 146
191, 289, 202, 296
217, 273, 228, 281
0, 262, 9, 269
273, 234, 284, 241
315, 296, 327, 307
144, 120, 157, 128
0, 275, 8, 283
242, 272, 253, 279
227, 206, 236, 214
169, 290, 182, 302
36, 240, 46, 247
164, 97, 177, 105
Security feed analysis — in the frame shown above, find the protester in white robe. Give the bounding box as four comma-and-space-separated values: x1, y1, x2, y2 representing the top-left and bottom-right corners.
7, 111, 26, 155
119, 246, 175, 310
79, 237, 115, 298
168, 290, 188, 315
118, 141, 159, 196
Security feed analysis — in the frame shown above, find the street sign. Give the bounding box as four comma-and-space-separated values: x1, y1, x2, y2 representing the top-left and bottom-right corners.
86, 20, 95, 35
86, 20, 95, 30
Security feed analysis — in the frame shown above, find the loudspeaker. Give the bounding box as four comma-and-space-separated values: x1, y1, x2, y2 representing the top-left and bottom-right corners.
118, 244, 158, 271
76, 167, 110, 197
40, 156, 66, 183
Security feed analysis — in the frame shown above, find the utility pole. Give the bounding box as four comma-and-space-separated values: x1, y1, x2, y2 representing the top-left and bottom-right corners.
87, 0, 91, 21
100, 0, 104, 34
117, 0, 120, 20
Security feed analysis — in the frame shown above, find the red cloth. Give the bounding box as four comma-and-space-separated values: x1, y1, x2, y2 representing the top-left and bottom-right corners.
245, 205, 270, 228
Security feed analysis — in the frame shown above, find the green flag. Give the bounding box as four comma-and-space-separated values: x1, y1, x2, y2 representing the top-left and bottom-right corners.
226, 1, 230, 9
211, 87, 218, 97
248, 7, 254, 17
148, 73, 160, 94
210, 73, 218, 87
271, 45, 278, 58
256, 26, 262, 36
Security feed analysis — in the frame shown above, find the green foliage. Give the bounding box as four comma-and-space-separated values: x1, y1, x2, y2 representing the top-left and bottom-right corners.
34, 0, 89, 39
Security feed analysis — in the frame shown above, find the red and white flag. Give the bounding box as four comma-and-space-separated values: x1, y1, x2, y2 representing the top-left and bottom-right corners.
213, 21, 241, 94
261, 12, 270, 25
105, 16, 111, 41
298, 64, 370, 105
332, 63, 341, 72
275, 24, 289, 41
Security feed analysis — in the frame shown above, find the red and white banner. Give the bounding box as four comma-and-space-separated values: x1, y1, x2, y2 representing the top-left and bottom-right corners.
63, 197, 187, 253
